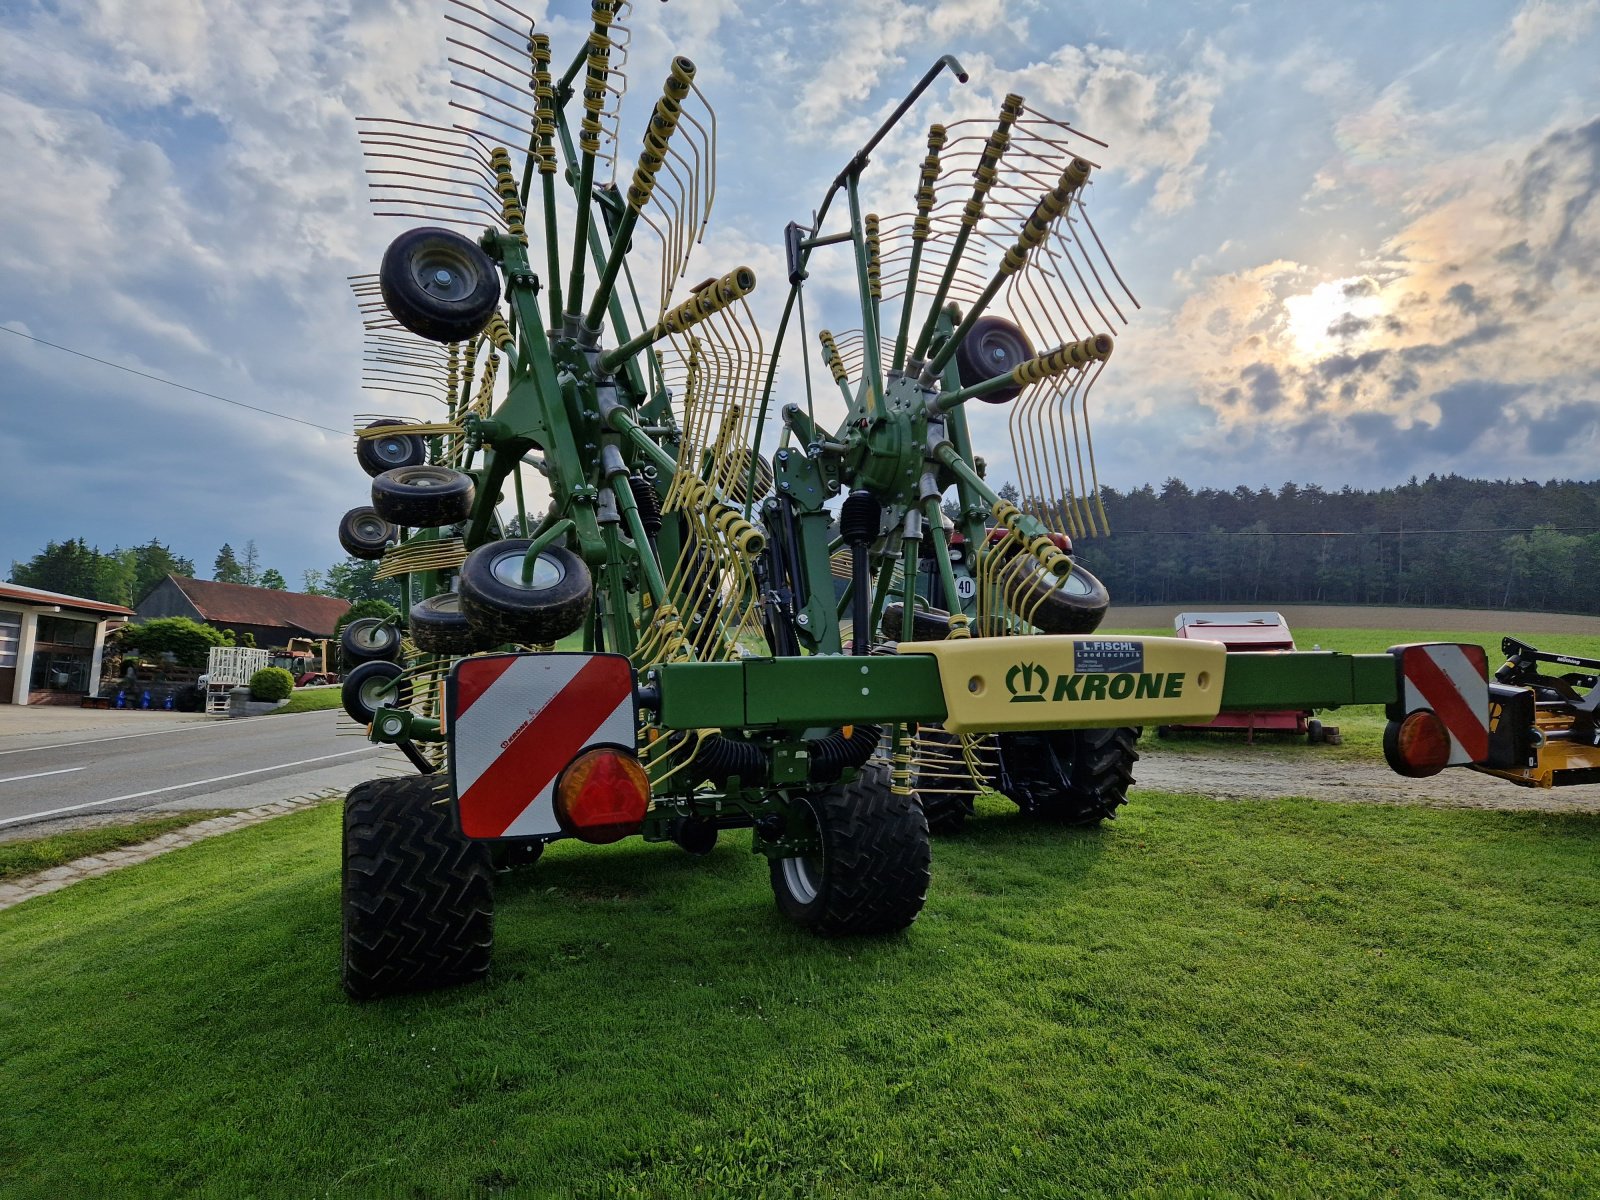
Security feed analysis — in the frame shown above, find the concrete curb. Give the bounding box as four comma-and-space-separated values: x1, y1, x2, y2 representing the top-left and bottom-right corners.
0, 791, 340, 913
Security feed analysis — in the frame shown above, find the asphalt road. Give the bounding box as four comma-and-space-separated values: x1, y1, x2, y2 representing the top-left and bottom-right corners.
0, 711, 405, 833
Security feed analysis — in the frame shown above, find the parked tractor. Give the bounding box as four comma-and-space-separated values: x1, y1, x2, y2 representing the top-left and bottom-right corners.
333, 1, 1537, 1000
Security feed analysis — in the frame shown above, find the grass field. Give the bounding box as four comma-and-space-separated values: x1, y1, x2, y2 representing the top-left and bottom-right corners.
275, 686, 344, 715
0, 811, 228, 881
3, 792, 1598, 1197
1101, 627, 1600, 761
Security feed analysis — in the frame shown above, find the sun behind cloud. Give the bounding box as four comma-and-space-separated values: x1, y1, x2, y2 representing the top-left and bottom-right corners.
1281, 276, 1389, 361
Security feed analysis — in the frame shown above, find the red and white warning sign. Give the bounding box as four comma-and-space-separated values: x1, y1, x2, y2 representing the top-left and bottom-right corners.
448, 653, 636, 839
1392, 643, 1489, 766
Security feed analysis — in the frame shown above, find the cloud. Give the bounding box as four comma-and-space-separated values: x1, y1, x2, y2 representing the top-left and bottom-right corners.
1498, 0, 1600, 68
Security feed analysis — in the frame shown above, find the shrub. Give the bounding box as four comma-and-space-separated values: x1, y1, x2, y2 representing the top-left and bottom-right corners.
334, 599, 401, 638
249, 667, 295, 702
121, 617, 230, 669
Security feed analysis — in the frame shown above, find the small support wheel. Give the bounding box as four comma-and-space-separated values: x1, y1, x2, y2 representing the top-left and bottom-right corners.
459, 539, 593, 645
342, 660, 413, 724
340, 617, 403, 667
410, 592, 483, 656
992, 726, 1140, 826
769, 762, 931, 935
954, 315, 1035, 405
1007, 557, 1110, 635
1307, 718, 1324, 745
357, 419, 428, 478
371, 465, 474, 529
379, 226, 501, 344
338, 506, 397, 561
342, 775, 493, 1000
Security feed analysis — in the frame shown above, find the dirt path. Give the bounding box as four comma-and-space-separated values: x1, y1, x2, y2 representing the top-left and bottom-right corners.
1105, 604, 1600, 636
1132, 747, 1600, 813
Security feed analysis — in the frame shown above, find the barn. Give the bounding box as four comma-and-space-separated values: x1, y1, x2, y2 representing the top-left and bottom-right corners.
134, 576, 351, 650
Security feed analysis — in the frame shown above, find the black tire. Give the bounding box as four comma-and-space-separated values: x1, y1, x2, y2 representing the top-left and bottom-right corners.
372, 465, 474, 529
1307, 718, 1324, 745
342, 660, 413, 724
339, 506, 397, 561
769, 762, 930, 935
340, 617, 403, 667
490, 839, 545, 870
379, 226, 501, 344
1006, 557, 1109, 635
459, 539, 593, 644
410, 592, 481, 656
342, 775, 493, 1001
880, 602, 954, 643
357, 419, 428, 478
954, 315, 1035, 405
913, 725, 974, 835
992, 726, 1140, 825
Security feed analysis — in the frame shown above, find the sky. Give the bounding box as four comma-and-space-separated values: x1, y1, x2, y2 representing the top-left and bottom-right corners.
1, 0, 1597, 590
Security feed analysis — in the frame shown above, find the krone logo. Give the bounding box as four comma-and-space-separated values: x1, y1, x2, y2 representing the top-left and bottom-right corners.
1006, 661, 1049, 702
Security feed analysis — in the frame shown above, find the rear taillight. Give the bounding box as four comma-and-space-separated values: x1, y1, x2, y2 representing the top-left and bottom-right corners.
1383, 710, 1451, 777
554, 747, 651, 844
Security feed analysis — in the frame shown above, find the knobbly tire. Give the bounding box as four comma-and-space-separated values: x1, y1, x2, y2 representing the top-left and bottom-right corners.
341, 775, 494, 1001
1008, 558, 1110, 635
992, 726, 1141, 825
340, 616, 403, 667
459, 539, 593, 644
338, 506, 397, 560
409, 592, 481, 656
880, 601, 956, 643
770, 762, 931, 935
356, 418, 428, 477
342, 660, 413, 724
371, 465, 475, 528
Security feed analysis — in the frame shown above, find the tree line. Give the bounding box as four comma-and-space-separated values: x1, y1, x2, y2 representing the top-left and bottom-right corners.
1060, 474, 1600, 612
8, 537, 401, 609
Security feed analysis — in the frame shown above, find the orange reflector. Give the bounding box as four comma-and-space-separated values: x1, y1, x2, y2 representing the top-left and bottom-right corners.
1383, 710, 1451, 778
554, 746, 651, 844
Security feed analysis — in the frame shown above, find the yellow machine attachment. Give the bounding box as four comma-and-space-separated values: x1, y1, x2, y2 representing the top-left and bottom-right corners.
1473, 637, 1600, 788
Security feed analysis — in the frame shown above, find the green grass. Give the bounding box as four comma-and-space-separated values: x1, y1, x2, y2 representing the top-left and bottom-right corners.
3, 795, 1598, 1197
0, 811, 230, 883
1100, 626, 1600, 762
274, 687, 344, 714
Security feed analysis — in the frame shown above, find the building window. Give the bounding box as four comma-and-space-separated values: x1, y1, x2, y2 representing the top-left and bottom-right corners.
30, 616, 97, 694
0, 610, 19, 669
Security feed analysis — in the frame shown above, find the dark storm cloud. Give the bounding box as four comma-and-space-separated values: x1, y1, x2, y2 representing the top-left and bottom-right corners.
1326, 312, 1372, 339
1523, 400, 1600, 455
1240, 361, 1285, 413
1316, 349, 1388, 380
1444, 282, 1490, 316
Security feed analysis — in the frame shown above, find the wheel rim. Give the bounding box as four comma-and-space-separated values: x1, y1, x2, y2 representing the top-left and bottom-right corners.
359, 675, 398, 709
398, 467, 454, 489
426, 593, 462, 615
374, 436, 411, 465
1034, 564, 1093, 597
354, 516, 388, 542
409, 241, 480, 303
350, 622, 392, 651
781, 853, 822, 905
489, 549, 564, 592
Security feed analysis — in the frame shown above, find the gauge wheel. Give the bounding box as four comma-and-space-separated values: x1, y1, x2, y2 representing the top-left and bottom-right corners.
410, 591, 483, 656
371, 465, 474, 529
341, 660, 413, 725
338, 506, 398, 561
769, 762, 930, 935
458, 539, 593, 645
357, 419, 428, 478
340, 617, 403, 667
1006, 556, 1110, 635
379, 226, 501, 344
953, 315, 1035, 404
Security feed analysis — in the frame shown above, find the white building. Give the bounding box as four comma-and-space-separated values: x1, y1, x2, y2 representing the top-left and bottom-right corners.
0, 583, 134, 706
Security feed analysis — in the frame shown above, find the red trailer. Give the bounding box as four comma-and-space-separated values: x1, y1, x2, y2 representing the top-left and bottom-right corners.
1159, 612, 1336, 743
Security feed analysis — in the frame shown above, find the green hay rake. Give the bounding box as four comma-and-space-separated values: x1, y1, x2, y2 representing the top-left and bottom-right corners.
333, 1, 1504, 1000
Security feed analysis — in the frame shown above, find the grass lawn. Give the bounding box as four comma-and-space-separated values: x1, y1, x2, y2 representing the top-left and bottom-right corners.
3, 793, 1597, 1197
0, 811, 229, 882
275, 687, 344, 715
1101, 626, 1600, 762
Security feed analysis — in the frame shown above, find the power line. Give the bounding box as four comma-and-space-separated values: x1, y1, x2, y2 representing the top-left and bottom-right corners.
0, 325, 347, 436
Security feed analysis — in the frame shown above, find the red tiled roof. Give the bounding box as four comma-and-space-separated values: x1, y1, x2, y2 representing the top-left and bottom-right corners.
168, 577, 351, 637
0, 582, 135, 617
